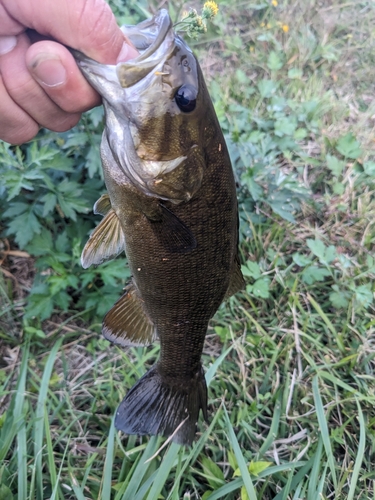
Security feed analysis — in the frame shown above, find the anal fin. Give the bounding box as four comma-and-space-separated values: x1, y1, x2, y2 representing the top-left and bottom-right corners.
103, 282, 157, 347
81, 207, 125, 269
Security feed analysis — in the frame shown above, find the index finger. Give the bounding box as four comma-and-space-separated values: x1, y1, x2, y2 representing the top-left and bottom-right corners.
1, 0, 129, 63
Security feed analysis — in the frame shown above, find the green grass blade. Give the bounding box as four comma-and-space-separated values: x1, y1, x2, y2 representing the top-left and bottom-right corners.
145, 443, 180, 500
205, 478, 243, 499
13, 346, 29, 500
312, 376, 337, 489
307, 295, 345, 352
258, 392, 282, 456
50, 441, 69, 500
100, 417, 116, 500
205, 345, 233, 388
68, 467, 87, 500
347, 400, 366, 500
223, 406, 258, 500
318, 371, 373, 403
307, 437, 323, 500
166, 403, 224, 499
121, 437, 160, 500
257, 462, 306, 478
317, 463, 328, 498
273, 459, 314, 500
44, 406, 58, 499
34, 339, 62, 500
281, 470, 293, 500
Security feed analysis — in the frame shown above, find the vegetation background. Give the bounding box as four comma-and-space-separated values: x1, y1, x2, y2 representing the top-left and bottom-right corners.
1, 0, 375, 498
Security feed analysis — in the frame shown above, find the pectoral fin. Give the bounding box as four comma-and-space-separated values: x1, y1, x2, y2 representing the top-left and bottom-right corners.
93, 193, 112, 216
81, 207, 126, 269
103, 282, 157, 346
148, 203, 197, 253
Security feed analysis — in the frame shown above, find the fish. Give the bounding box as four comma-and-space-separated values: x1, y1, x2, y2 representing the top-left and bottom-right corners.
73, 9, 244, 446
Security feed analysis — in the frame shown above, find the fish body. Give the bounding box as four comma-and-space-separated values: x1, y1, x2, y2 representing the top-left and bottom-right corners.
75, 10, 244, 445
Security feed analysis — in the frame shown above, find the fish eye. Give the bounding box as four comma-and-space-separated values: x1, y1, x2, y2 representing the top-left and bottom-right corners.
174, 84, 197, 112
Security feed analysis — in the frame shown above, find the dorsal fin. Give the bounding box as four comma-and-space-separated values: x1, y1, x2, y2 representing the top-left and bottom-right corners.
103, 282, 157, 346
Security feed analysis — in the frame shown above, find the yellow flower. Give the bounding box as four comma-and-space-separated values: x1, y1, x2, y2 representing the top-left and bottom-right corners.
272, 0, 278, 5
203, 1, 219, 18
282, 24, 289, 32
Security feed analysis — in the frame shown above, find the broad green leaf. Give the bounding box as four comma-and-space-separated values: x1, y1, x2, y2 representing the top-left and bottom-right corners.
306, 239, 326, 261
288, 68, 303, 79
274, 117, 297, 137
257, 79, 278, 98
235, 461, 273, 478
248, 461, 273, 476
0, 484, 13, 500
363, 161, 375, 177
241, 261, 261, 279
294, 128, 307, 140
292, 253, 312, 267
248, 278, 270, 299
267, 51, 284, 70
267, 200, 295, 222
329, 291, 350, 309
302, 266, 330, 285
326, 154, 345, 177
354, 284, 373, 309
336, 133, 362, 159
41, 192, 57, 216
200, 456, 225, 489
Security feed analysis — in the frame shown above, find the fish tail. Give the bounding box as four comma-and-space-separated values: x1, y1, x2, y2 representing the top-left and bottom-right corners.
115, 364, 207, 446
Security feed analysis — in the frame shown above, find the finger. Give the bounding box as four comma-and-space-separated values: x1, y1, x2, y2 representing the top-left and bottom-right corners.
2, 0, 138, 63
0, 33, 82, 133
0, 4, 24, 35
0, 74, 39, 144
26, 40, 101, 114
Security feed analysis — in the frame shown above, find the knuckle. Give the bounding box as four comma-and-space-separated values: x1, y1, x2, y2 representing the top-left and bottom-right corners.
0, 122, 39, 145
48, 113, 81, 132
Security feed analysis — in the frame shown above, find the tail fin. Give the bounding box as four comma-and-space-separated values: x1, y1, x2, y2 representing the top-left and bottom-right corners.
115, 365, 207, 446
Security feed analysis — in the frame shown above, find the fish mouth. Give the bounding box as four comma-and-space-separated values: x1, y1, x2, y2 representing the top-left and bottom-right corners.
72, 10, 198, 203
117, 9, 174, 88
71, 9, 175, 95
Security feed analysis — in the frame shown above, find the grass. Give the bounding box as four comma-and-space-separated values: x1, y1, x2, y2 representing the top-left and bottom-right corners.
1, 0, 375, 498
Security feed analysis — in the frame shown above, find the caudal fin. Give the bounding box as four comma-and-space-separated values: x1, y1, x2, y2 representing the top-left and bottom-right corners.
115, 365, 207, 446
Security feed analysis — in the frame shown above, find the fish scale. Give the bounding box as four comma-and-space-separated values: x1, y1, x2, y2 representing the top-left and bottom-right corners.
74, 9, 244, 445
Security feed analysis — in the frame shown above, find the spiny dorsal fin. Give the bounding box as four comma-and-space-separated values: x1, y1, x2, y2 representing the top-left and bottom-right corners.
103, 282, 157, 347
224, 255, 245, 300
93, 193, 112, 216
81, 209, 125, 269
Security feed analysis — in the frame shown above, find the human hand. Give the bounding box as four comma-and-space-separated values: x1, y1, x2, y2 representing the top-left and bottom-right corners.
0, 0, 139, 144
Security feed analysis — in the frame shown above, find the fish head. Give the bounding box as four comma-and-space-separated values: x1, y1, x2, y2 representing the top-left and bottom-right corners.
73, 9, 211, 203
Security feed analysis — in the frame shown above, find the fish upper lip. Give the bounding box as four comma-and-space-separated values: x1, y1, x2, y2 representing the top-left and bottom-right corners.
115, 9, 175, 88
121, 9, 173, 64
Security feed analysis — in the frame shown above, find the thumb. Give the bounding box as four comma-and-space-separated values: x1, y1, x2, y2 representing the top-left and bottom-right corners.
2, 0, 138, 63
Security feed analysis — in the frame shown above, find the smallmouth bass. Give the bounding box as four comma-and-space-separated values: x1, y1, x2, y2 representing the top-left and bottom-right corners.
74, 9, 244, 445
